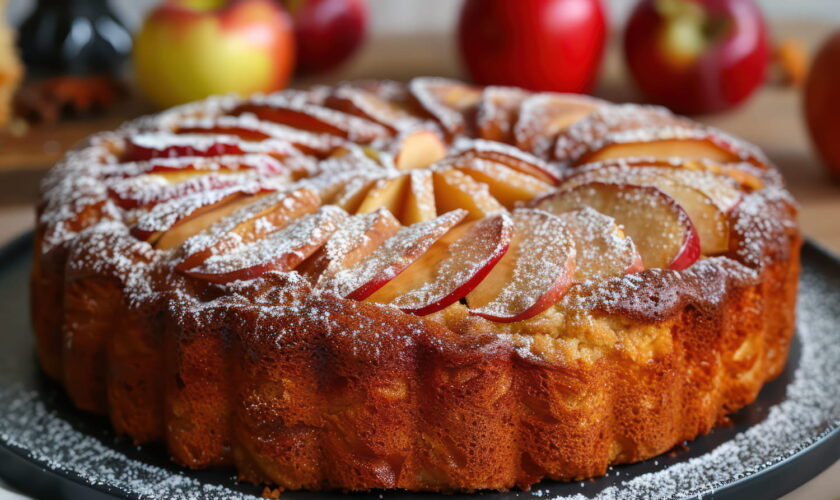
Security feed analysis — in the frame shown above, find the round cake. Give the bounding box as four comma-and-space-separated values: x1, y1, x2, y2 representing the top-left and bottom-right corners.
31, 78, 801, 492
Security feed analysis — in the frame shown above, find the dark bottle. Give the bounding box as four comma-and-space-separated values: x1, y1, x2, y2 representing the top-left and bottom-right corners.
16, 0, 132, 78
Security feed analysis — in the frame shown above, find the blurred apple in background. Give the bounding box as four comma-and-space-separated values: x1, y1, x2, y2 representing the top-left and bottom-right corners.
805, 31, 840, 180
624, 0, 769, 115
283, 0, 368, 76
133, 0, 295, 109
457, 0, 607, 94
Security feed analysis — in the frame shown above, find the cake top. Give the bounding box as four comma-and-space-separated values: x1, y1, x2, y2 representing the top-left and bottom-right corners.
38, 77, 797, 347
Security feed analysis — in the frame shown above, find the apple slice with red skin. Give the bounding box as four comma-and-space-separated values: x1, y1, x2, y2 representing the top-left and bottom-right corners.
452, 138, 560, 184
532, 182, 700, 270
476, 86, 531, 143
130, 185, 268, 244
573, 128, 768, 169
122, 134, 245, 162
321, 209, 467, 300
409, 77, 482, 137
368, 212, 513, 315
550, 104, 768, 167
176, 186, 321, 271
174, 115, 346, 157
230, 97, 390, 143
558, 166, 733, 255
570, 156, 764, 193
176, 125, 271, 142
552, 207, 643, 281
466, 208, 576, 323
513, 92, 604, 158
154, 194, 275, 251
181, 205, 347, 284
324, 85, 420, 132
298, 209, 401, 286
122, 132, 299, 162
140, 155, 290, 178
553, 103, 689, 163
109, 172, 254, 210
562, 163, 744, 212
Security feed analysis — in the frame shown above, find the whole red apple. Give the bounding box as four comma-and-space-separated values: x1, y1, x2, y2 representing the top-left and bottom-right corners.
624, 0, 769, 115
133, 0, 295, 109
805, 30, 840, 179
283, 0, 368, 75
457, 0, 607, 94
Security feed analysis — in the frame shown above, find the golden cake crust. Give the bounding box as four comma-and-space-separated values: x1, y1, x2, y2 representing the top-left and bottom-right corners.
30, 78, 800, 492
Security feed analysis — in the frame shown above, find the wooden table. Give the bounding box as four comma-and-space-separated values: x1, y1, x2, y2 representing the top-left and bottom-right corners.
0, 20, 837, 500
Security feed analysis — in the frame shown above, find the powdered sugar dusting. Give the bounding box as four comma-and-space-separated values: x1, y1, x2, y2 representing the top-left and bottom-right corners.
388, 213, 513, 311
323, 210, 466, 298
554, 207, 640, 282
471, 209, 576, 318
189, 205, 347, 277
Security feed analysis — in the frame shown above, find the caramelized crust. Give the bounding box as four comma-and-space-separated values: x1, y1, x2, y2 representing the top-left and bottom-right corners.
30, 79, 800, 492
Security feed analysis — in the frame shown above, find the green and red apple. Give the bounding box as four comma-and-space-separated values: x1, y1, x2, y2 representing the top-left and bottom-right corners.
133, 0, 296, 109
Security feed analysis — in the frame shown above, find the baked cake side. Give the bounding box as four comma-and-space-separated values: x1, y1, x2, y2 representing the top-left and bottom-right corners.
31, 78, 800, 492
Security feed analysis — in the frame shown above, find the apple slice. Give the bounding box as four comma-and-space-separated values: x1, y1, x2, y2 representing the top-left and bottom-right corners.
368, 213, 513, 315
552, 207, 643, 281
356, 175, 409, 216
154, 193, 271, 251
176, 187, 321, 271
324, 85, 420, 132
452, 138, 560, 184
532, 182, 700, 270
432, 169, 504, 221
109, 172, 252, 210
573, 156, 765, 195
106, 155, 291, 181
456, 159, 552, 207
574, 128, 768, 168
551, 104, 768, 167
466, 208, 576, 323
513, 92, 603, 157
181, 205, 347, 284
144, 155, 290, 178
230, 96, 390, 143
321, 209, 467, 300
562, 163, 743, 212
331, 177, 378, 213
175, 125, 271, 142
402, 170, 437, 224
130, 184, 266, 243
176, 115, 345, 157
553, 104, 688, 163
409, 77, 482, 136
476, 86, 531, 143
122, 133, 245, 162
390, 129, 447, 170
121, 133, 299, 162
558, 166, 731, 254
298, 209, 401, 286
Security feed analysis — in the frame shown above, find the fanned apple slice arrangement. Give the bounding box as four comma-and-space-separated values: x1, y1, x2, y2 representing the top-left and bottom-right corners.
106, 77, 770, 322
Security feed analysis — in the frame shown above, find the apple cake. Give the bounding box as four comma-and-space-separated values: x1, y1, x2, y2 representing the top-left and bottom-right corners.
31, 78, 800, 492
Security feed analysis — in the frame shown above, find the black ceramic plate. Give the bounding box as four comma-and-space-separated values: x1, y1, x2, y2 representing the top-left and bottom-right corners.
0, 233, 838, 500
